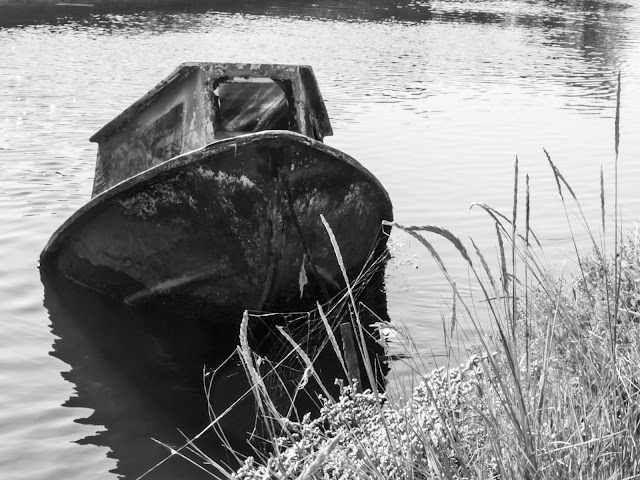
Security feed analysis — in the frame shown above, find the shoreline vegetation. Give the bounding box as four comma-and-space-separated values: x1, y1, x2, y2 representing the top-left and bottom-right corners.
157, 82, 638, 478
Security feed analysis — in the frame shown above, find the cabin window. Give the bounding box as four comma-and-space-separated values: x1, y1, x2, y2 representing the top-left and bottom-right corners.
103, 102, 184, 192
143, 103, 184, 164
212, 78, 292, 139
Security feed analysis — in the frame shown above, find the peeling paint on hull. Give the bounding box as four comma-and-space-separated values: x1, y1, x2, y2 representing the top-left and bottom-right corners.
40, 131, 393, 320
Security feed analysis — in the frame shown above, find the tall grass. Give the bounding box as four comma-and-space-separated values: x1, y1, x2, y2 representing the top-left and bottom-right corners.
149, 74, 640, 479
218, 223, 640, 478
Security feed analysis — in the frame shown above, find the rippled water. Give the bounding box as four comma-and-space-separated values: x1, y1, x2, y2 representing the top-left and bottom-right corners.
2, 1, 640, 478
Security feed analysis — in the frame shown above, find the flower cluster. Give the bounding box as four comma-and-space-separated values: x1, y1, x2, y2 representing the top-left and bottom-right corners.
234, 358, 491, 480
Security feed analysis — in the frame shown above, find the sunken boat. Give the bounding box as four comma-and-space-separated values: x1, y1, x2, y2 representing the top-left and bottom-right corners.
40, 63, 393, 319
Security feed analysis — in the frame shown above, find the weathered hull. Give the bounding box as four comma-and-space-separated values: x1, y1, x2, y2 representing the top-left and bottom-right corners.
40, 131, 392, 320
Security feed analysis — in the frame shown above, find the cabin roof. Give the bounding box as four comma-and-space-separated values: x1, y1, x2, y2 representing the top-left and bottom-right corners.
90, 62, 333, 143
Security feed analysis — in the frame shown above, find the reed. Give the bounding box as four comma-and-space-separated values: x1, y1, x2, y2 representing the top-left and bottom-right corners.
226, 198, 639, 479
150, 74, 640, 479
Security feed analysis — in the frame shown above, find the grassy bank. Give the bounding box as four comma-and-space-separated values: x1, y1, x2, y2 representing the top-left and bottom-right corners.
202, 189, 640, 479
219, 209, 640, 479
233, 231, 640, 479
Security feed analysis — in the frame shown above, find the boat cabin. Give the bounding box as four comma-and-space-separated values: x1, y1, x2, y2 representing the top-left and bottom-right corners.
89, 63, 333, 197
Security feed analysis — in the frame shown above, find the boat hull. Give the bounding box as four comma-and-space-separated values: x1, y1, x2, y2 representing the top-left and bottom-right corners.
40, 131, 393, 320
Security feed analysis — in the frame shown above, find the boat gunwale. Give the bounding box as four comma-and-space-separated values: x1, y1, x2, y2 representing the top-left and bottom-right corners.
40, 129, 392, 262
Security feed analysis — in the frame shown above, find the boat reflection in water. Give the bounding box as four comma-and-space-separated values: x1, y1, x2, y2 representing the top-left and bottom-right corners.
42, 255, 390, 479
43, 266, 249, 478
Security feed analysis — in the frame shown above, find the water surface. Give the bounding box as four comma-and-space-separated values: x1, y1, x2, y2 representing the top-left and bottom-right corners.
2, 0, 640, 478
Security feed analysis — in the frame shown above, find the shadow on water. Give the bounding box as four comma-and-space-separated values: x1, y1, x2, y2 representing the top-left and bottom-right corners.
41, 256, 390, 478
42, 266, 242, 478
